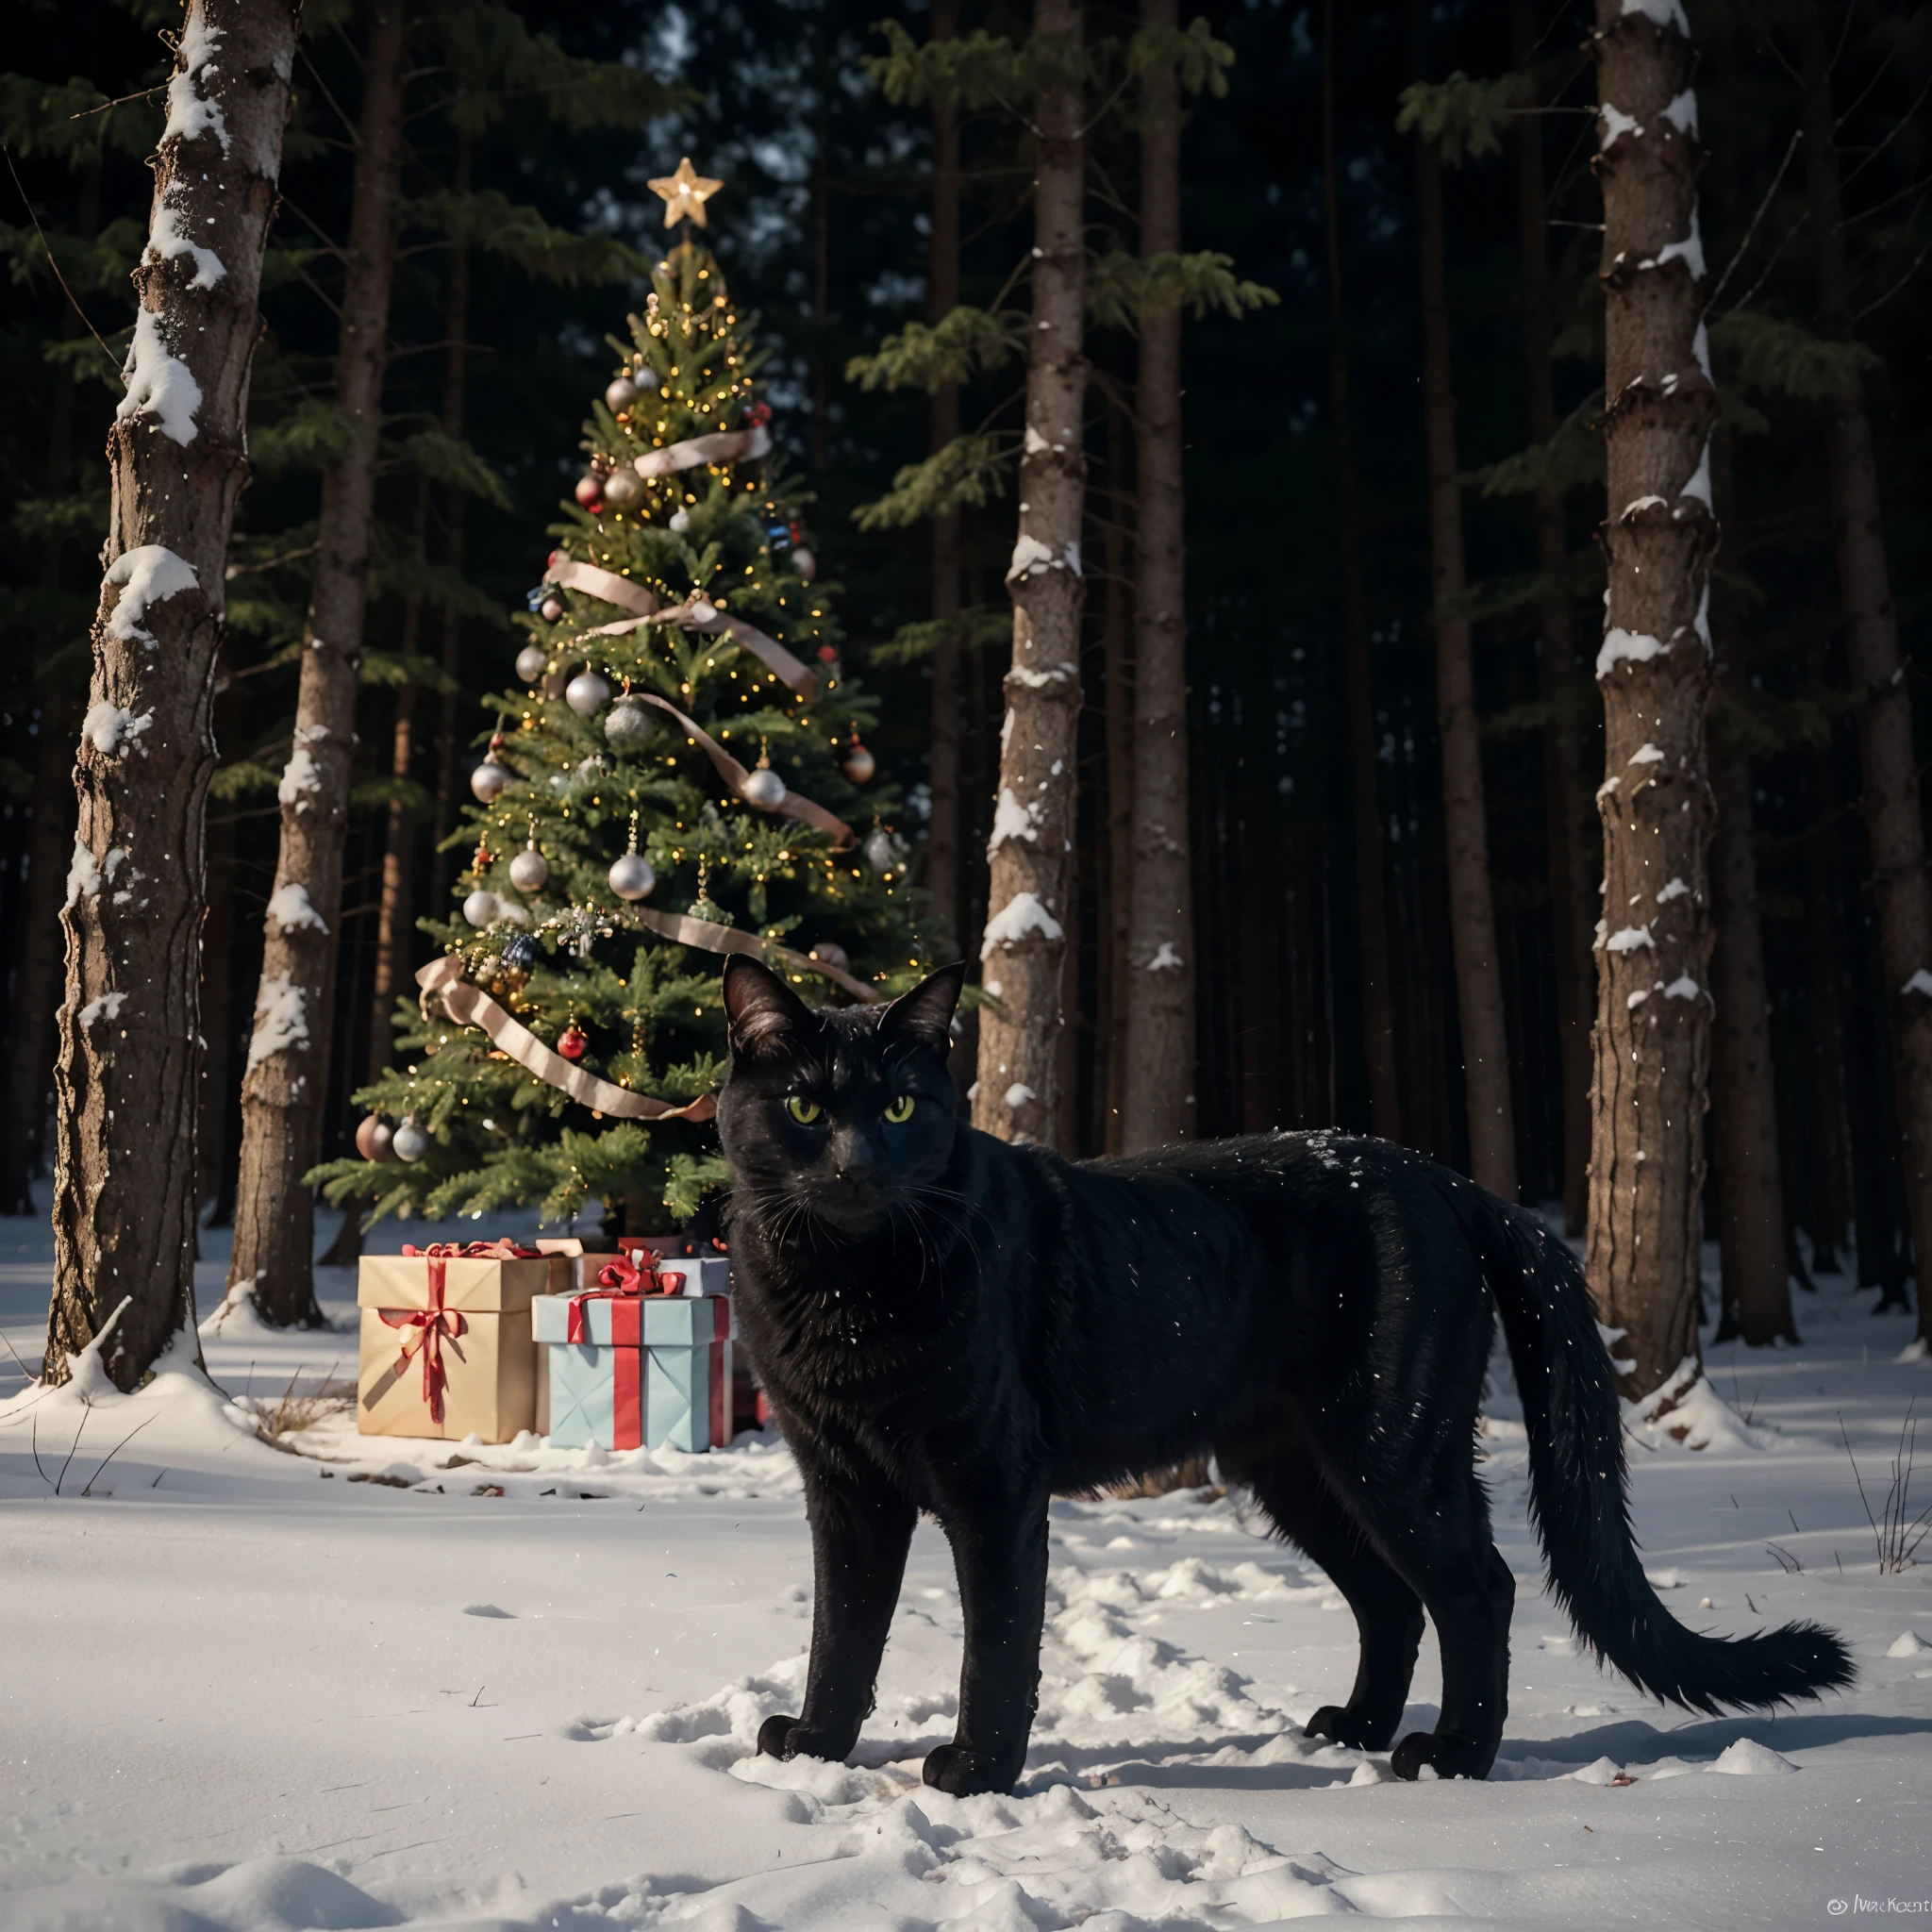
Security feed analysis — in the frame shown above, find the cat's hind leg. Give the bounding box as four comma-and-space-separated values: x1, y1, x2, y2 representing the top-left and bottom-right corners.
1228, 1437, 1425, 1753
1334, 1457, 1517, 1781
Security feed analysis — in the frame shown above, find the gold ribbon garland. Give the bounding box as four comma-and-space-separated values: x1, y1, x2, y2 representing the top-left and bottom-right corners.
631, 692, 852, 847
626, 908, 880, 1006
543, 555, 818, 698
632, 423, 771, 478
416, 956, 717, 1123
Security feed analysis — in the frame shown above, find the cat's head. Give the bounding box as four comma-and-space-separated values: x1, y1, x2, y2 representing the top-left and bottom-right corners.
716, 957, 966, 1240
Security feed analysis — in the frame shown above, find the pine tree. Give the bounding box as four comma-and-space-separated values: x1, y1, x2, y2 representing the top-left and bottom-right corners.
314, 231, 927, 1231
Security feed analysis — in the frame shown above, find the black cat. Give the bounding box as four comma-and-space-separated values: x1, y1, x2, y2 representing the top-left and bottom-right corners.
714, 957, 1852, 1798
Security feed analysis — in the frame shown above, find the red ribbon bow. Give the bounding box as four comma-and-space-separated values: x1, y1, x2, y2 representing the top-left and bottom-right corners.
380, 1265, 466, 1424
400, 1240, 540, 1260
383, 1241, 537, 1421
568, 1252, 675, 1343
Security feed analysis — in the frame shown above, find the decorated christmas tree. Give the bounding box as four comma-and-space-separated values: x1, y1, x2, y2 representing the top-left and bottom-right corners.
316, 163, 929, 1235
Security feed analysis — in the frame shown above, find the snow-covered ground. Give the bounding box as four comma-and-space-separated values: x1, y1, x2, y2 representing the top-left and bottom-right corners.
2, 1202, 1929, 1931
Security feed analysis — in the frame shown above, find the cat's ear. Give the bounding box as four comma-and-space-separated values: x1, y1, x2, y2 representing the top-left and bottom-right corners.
723, 956, 809, 1054
879, 962, 966, 1055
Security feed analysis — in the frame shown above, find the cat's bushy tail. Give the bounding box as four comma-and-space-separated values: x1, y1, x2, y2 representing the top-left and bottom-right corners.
1471, 1194, 1853, 1714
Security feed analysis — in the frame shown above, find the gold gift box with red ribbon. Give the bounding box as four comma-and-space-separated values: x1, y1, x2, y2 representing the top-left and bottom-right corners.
356, 1241, 560, 1442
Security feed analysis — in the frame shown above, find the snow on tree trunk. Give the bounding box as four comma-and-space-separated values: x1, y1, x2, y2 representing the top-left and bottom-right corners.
1413, 31, 1516, 1200
925, 0, 964, 953
1707, 426, 1794, 1346
1585, 0, 1716, 1406
1514, 0, 1595, 1233
973, 0, 1086, 1148
1802, 3, 1932, 1350
1323, 0, 1401, 1145
1121, 0, 1195, 1154
228, 1, 410, 1328
43, 0, 297, 1390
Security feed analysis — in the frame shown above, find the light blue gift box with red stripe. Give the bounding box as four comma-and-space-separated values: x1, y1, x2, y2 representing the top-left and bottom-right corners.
531, 1255, 735, 1453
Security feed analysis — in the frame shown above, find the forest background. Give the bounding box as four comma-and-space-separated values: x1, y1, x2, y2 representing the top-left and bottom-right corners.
2, 0, 1928, 1341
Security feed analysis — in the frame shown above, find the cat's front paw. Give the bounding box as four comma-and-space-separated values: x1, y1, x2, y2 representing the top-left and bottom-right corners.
757, 1714, 850, 1763
922, 1742, 1020, 1797
1390, 1727, 1497, 1782
1305, 1703, 1399, 1752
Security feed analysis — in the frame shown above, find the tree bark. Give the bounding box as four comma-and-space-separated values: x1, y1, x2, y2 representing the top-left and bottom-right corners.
428, 139, 474, 920
925, 0, 963, 952
367, 484, 429, 1089
1413, 11, 1516, 1199
1801, 820, 1855, 1273
1513, 0, 1595, 1232
1100, 394, 1134, 1155
228, 0, 410, 1327
1802, 2, 1932, 1347
974, 0, 1086, 1147
1122, 0, 1195, 1152
1706, 426, 1794, 1345
197, 795, 237, 1222
1324, 0, 1401, 1144
43, 0, 297, 1389
1585, 0, 1716, 1405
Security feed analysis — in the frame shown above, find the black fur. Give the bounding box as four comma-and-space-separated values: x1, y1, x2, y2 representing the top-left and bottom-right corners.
715, 958, 1853, 1797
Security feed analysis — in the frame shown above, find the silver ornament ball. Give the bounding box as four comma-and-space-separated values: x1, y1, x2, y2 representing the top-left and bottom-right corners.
470, 759, 511, 805
604, 699, 661, 752
791, 544, 818, 583
808, 941, 850, 974
508, 846, 550, 893
741, 766, 787, 810
603, 468, 641, 508
463, 889, 499, 928
864, 827, 900, 874
842, 742, 876, 784
604, 375, 639, 414
608, 852, 657, 902
391, 1117, 431, 1163
515, 642, 549, 683
565, 669, 611, 716
668, 508, 691, 534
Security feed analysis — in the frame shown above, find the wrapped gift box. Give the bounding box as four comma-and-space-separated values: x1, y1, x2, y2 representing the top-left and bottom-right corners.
357, 1244, 558, 1442
533, 1291, 734, 1452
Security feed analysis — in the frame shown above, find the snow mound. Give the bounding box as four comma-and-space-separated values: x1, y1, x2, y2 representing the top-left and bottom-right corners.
1624, 1359, 1779, 1453
1, 1857, 404, 1932
1712, 1738, 1797, 1775
1885, 1630, 1927, 1658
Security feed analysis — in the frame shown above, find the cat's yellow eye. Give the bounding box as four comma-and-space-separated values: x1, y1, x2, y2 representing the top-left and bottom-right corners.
785, 1095, 823, 1124
883, 1093, 915, 1124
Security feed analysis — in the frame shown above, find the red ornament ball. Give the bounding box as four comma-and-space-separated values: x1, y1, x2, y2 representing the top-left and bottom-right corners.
574, 475, 605, 510
558, 1024, 588, 1061
816, 644, 838, 664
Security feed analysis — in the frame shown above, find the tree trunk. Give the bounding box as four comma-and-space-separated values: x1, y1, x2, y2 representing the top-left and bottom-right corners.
428, 140, 474, 920
1324, 0, 1401, 1144
197, 741, 239, 1224
228, 0, 409, 1328
1706, 425, 1794, 1345
925, 0, 963, 952
1122, 0, 1194, 1152
1413, 12, 1516, 1199
974, 0, 1086, 1148
1803, 2, 1932, 1347
1513, 0, 1595, 1231
1100, 395, 1133, 1155
43, 0, 296, 1389
1585, 0, 1716, 1405
1801, 823, 1855, 1273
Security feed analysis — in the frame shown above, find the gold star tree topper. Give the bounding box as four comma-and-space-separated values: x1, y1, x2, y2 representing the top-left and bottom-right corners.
648, 157, 724, 229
